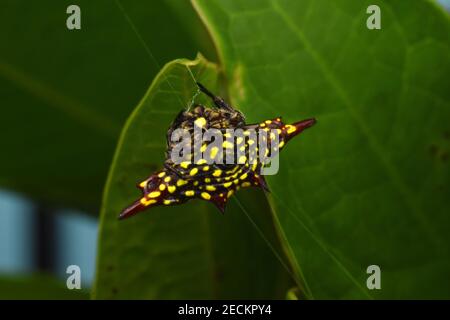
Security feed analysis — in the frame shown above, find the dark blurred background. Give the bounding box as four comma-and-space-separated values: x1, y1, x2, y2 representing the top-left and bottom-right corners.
0, 0, 216, 298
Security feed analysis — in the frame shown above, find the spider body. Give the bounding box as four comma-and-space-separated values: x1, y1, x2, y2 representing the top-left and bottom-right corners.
119, 83, 316, 219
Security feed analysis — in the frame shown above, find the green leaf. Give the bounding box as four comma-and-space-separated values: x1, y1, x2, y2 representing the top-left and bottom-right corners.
0, 0, 215, 211
93, 55, 292, 299
0, 274, 88, 299
193, 0, 450, 298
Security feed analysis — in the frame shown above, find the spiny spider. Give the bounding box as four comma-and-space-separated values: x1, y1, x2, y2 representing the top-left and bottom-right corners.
119, 82, 316, 219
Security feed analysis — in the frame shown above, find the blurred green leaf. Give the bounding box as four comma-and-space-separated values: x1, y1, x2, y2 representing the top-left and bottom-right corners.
0, 274, 88, 299
286, 287, 300, 300
0, 0, 215, 212
194, 0, 450, 298
93, 55, 292, 299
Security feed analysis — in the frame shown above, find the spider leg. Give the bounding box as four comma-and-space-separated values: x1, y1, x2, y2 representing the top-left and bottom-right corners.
197, 82, 234, 111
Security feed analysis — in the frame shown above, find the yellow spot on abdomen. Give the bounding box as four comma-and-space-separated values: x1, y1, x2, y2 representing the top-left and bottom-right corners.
223, 141, 233, 149
168, 185, 176, 193
194, 117, 207, 128
201, 192, 211, 200
185, 190, 195, 196
286, 124, 296, 134
210, 147, 219, 159
238, 155, 247, 163
177, 179, 187, 187
206, 185, 216, 191
180, 161, 190, 169
159, 184, 166, 191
